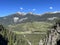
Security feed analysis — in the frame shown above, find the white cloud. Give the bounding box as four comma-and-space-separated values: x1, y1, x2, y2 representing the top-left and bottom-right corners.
28, 9, 30, 10
33, 9, 36, 11
49, 7, 53, 9
20, 7, 23, 10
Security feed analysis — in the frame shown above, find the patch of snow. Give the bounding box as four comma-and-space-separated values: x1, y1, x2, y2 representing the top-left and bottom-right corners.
19, 17, 28, 22
47, 17, 58, 21
13, 17, 19, 23
17, 12, 22, 14
52, 11, 60, 13
45, 11, 60, 14
17, 12, 26, 15
27, 12, 33, 14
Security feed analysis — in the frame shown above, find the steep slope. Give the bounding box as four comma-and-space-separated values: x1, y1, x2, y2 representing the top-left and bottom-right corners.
0, 12, 60, 26
40, 12, 60, 21
0, 12, 41, 25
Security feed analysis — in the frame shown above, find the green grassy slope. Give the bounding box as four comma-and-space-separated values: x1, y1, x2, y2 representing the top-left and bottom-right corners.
0, 22, 53, 45
8, 22, 52, 33
7, 22, 53, 45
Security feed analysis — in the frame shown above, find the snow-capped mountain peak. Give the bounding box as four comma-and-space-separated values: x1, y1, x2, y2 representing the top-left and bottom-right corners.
16, 12, 26, 15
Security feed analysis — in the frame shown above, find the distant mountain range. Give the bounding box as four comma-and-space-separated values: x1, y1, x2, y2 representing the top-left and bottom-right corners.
0, 12, 60, 25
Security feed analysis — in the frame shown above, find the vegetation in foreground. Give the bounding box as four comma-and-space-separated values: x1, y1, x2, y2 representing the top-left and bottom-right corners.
0, 22, 54, 45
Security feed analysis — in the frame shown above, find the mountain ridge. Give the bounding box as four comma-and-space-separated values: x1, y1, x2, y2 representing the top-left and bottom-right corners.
0, 11, 60, 26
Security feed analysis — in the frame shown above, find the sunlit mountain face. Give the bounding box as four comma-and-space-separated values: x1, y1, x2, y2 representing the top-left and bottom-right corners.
0, 0, 60, 25
0, 12, 60, 26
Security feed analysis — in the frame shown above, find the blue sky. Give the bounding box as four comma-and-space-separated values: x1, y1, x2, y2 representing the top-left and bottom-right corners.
0, 0, 60, 17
